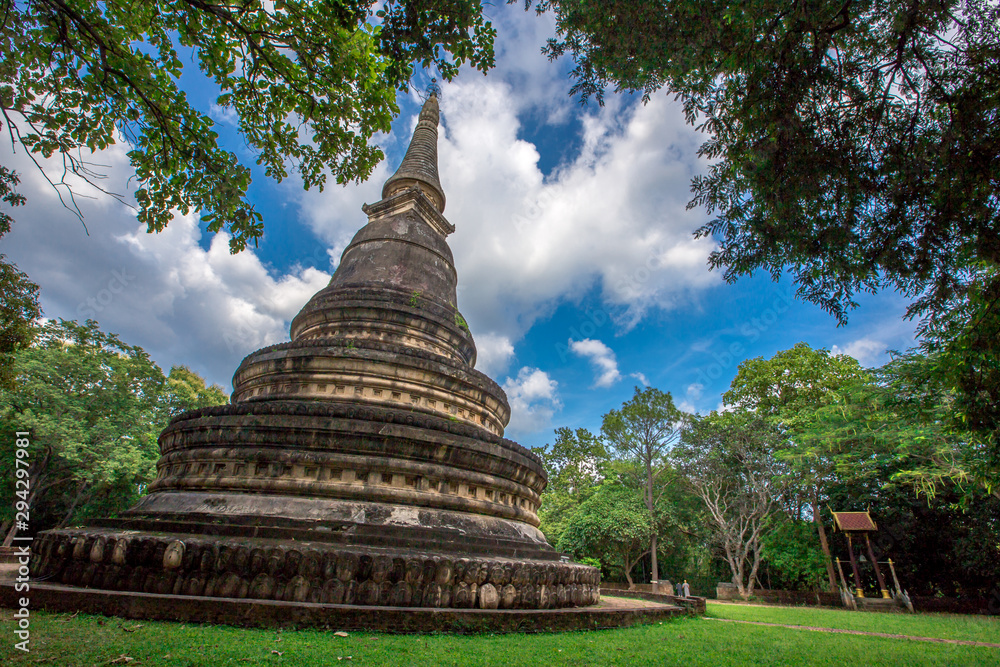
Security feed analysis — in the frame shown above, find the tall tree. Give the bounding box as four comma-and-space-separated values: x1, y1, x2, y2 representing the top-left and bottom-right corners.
601, 386, 686, 589
675, 411, 787, 600
0, 319, 226, 543
1, 0, 495, 250
0, 167, 40, 390
531, 426, 607, 545
556, 481, 653, 588
724, 342, 870, 591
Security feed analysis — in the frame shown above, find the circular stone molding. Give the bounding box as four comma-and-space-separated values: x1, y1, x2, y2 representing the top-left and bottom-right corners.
32, 530, 600, 611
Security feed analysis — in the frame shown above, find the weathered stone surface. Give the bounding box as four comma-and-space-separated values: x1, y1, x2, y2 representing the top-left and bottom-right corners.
163, 541, 184, 570
1, 581, 689, 634
478, 583, 499, 610
381, 93, 447, 213
89, 538, 106, 563
500, 584, 517, 609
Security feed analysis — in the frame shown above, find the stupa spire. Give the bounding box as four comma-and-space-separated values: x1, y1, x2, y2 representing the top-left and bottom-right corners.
382, 92, 446, 212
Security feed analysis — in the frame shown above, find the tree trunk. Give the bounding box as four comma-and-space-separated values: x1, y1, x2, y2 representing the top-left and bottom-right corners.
746, 541, 764, 598
3, 447, 53, 546
650, 533, 659, 590
723, 541, 748, 599
646, 457, 659, 589
623, 549, 650, 590
2, 475, 45, 546
734, 557, 748, 600
812, 491, 838, 592
57, 480, 90, 529
0, 521, 15, 548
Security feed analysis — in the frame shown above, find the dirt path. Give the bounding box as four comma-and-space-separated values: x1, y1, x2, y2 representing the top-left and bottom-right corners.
709, 600, 819, 609
704, 617, 1000, 649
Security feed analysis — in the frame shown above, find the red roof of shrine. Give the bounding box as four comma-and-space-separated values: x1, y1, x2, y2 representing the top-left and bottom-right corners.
831, 511, 878, 532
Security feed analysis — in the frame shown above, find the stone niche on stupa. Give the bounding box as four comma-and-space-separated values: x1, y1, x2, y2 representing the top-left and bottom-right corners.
31, 93, 600, 612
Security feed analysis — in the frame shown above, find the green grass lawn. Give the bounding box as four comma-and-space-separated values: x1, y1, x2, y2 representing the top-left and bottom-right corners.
1, 604, 997, 666
706, 600, 1000, 644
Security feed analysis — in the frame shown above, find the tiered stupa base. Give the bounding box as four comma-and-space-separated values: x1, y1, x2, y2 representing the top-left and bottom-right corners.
31, 401, 599, 610
31, 531, 598, 610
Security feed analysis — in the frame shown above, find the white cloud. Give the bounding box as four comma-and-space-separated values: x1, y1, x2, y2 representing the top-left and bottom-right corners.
208, 103, 238, 126
630, 372, 650, 387
437, 78, 719, 346
686, 382, 704, 401
474, 333, 515, 376
485, 5, 575, 123
825, 298, 917, 369
677, 382, 704, 414
831, 338, 887, 368
502, 367, 561, 434
1, 137, 329, 389
569, 338, 622, 388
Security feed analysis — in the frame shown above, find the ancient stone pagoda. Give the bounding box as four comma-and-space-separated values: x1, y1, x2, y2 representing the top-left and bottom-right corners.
31, 94, 600, 612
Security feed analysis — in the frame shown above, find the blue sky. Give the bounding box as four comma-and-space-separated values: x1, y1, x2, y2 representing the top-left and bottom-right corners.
1, 5, 918, 449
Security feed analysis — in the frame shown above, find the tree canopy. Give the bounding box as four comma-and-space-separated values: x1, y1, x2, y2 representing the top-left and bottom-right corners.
531, 0, 1000, 322
533, 342, 999, 601
724, 342, 869, 417
874, 350, 999, 499
602, 386, 686, 588
556, 481, 653, 587
1, 0, 495, 250
531, 426, 607, 545
165, 365, 229, 415
675, 410, 787, 599
0, 319, 227, 541
0, 168, 40, 390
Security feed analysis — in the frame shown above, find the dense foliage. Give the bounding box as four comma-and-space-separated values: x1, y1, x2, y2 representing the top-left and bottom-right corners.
0, 319, 227, 542
531, 426, 607, 546
556, 482, 653, 587
1, 0, 495, 250
537, 342, 999, 602
828, 470, 1000, 599
530, 0, 999, 320
0, 168, 40, 391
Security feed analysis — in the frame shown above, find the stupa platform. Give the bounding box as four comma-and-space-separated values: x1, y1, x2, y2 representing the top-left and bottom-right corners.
0, 578, 689, 633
